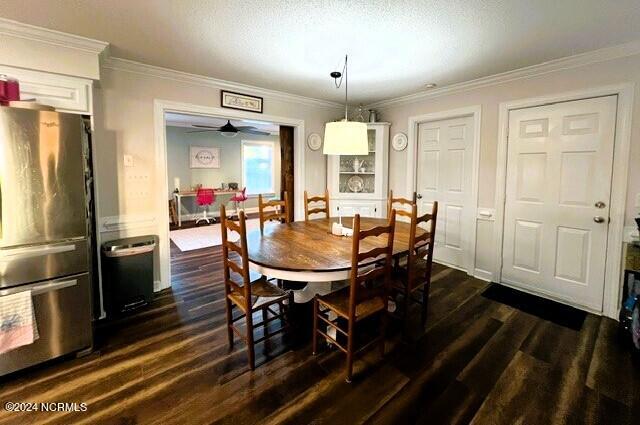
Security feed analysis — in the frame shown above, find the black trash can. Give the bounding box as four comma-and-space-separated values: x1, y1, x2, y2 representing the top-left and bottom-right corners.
101, 235, 157, 318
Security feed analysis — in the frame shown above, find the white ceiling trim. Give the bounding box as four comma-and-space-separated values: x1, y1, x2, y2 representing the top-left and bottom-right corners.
367, 39, 640, 109
0, 17, 108, 54
102, 56, 344, 110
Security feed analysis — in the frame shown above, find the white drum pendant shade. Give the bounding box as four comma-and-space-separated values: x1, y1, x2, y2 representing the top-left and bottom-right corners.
323, 121, 368, 155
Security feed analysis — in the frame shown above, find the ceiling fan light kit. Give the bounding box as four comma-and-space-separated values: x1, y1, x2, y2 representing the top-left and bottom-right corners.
323, 55, 369, 156
188, 119, 270, 136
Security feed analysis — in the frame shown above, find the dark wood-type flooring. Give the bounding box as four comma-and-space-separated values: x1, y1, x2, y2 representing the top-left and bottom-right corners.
0, 242, 638, 424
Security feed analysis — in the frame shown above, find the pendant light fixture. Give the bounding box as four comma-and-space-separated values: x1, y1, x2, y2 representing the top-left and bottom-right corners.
323, 55, 368, 155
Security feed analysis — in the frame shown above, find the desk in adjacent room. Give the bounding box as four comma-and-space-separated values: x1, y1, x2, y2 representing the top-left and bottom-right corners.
173, 189, 238, 227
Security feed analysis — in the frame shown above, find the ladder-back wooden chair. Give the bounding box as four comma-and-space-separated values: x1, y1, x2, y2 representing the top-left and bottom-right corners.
304, 189, 330, 221
258, 192, 290, 233
390, 202, 438, 327
387, 190, 417, 267
387, 190, 417, 219
312, 211, 397, 383
220, 205, 292, 370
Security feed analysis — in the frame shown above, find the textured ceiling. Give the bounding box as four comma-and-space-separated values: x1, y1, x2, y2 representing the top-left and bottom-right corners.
2, 0, 640, 103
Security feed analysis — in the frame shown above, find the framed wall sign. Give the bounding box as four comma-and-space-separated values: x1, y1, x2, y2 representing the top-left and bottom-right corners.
190, 146, 220, 169
221, 90, 263, 113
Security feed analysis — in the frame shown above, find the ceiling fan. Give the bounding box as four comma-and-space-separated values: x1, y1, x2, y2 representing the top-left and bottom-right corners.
187, 120, 271, 137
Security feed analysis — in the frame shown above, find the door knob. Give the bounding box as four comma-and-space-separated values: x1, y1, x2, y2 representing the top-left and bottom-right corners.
593, 216, 605, 223
416, 194, 423, 199
594, 201, 606, 209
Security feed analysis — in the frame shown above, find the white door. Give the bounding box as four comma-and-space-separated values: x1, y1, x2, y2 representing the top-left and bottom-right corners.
417, 115, 475, 270
502, 96, 617, 311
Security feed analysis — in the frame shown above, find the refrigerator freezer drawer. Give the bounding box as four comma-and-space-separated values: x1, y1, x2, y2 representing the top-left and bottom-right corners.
0, 273, 92, 377
0, 239, 88, 289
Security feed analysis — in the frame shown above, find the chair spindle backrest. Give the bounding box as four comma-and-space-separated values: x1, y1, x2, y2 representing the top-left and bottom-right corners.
258, 191, 290, 233
348, 211, 397, 318
220, 205, 252, 310
406, 202, 438, 292
387, 190, 417, 219
304, 189, 330, 221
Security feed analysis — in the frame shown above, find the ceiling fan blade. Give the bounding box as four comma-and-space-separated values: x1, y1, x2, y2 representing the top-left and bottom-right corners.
186, 129, 217, 133
192, 124, 223, 129
234, 126, 258, 131
240, 129, 271, 136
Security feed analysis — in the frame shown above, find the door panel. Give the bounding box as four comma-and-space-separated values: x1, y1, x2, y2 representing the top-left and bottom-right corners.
512, 219, 542, 273
502, 95, 617, 311
417, 115, 475, 269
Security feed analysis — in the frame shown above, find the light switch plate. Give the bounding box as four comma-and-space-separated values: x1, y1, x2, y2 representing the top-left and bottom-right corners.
124, 154, 134, 167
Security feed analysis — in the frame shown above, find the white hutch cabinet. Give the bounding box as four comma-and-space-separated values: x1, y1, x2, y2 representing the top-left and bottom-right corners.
327, 122, 390, 218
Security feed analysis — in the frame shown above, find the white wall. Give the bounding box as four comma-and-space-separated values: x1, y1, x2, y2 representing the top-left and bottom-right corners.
377, 52, 640, 281
166, 126, 280, 214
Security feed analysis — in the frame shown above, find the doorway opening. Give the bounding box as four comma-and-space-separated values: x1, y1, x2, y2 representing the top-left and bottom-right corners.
165, 112, 293, 266
153, 100, 305, 290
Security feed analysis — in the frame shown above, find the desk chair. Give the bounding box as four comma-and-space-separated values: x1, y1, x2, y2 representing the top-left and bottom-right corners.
196, 188, 215, 225
229, 187, 248, 218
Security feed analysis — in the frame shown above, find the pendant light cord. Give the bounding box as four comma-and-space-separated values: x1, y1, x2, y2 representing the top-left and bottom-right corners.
332, 55, 349, 120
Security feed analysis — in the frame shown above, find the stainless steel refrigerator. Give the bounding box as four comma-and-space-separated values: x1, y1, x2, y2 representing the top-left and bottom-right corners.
0, 106, 93, 377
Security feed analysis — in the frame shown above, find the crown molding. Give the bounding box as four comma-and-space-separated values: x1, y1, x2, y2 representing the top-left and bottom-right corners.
103, 56, 343, 110
367, 40, 640, 109
0, 18, 109, 54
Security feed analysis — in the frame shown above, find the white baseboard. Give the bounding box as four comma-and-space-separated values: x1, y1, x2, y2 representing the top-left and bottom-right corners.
154, 280, 169, 292
474, 268, 495, 282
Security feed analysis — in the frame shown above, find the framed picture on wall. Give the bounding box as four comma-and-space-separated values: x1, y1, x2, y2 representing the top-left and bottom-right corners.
221, 90, 263, 113
190, 146, 220, 169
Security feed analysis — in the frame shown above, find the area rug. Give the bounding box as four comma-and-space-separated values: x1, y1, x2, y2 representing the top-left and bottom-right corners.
169, 218, 262, 251
482, 284, 587, 330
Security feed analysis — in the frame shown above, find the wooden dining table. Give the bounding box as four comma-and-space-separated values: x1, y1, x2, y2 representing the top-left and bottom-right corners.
246, 217, 426, 285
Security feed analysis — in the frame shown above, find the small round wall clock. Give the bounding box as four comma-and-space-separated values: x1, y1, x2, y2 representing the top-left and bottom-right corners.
392, 132, 408, 151
307, 133, 322, 151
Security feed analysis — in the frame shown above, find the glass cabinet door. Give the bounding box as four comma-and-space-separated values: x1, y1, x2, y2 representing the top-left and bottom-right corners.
338, 129, 376, 194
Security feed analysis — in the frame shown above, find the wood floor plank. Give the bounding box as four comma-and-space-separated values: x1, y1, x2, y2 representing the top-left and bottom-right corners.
586, 317, 640, 408
457, 310, 538, 398
469, 350, 554, 425
0, 242, 637, 425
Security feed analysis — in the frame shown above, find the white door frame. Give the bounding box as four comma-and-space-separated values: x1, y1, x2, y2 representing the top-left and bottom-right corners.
493, 83, 635, 318
406, 105, 482, 274
153, 99, 305, 290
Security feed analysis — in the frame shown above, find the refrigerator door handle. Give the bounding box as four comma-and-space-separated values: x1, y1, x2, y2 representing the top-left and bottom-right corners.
0, 244, 77, 261
0, 278, 78, 297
